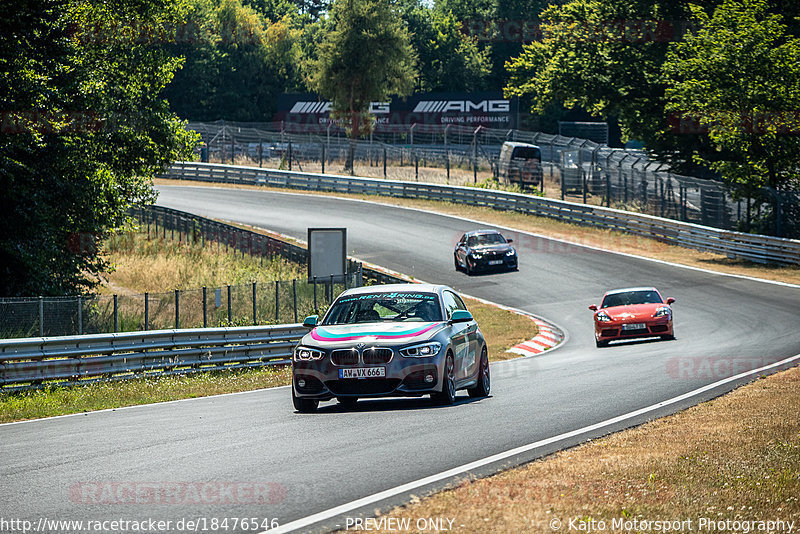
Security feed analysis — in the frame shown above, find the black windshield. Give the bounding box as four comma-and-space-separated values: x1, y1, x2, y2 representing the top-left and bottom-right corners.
323, 292, 443, 324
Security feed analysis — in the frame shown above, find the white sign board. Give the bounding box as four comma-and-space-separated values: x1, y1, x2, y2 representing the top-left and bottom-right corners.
308, 228, 346, 283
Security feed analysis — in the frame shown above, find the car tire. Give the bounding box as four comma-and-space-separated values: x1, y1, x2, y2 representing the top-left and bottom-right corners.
337, 397, 358, 409
454, 255, 461, 271
465, 260, 473, 276
432, 353, 456, 405
661, 334, 675, 341
468, 347, 490, 398
595, 338, 608, 348
292, 389, 318, 413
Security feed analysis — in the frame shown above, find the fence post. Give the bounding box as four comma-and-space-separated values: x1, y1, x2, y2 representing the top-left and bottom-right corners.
313, 276, 318, 314
252, 281, 257, 325
227, 285, 232, 324
144, 292, 149, 331
275, 281, 279, 323
175, 289, 180, 329
39, 296, 44, 337
293, 279, 298, 323
329, 274, 334, 303
321, 143, 326, 174
203, 286, 208, 328
77, 296, 83, 335
383, 147, 387, 178
415, 151, 419, 181
113, 294, 118, 333
288, 141, 293, 171
230, 135, 235, 164
258, 138, 263, 167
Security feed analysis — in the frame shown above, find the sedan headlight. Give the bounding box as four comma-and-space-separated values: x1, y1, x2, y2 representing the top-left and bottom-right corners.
294, 346, 325, 361
595, 311, 612, 322
400, 342, 442, 358
653, 306, 672, 318
506, 249, 516, 256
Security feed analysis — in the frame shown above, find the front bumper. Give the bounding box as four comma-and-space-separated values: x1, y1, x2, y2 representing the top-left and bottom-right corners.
293, 356, 444, 400
467, 254, 517, 271
595, 318, 673, 342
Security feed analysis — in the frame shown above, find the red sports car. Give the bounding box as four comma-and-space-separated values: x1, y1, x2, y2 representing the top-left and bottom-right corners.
589, 287, 675, 347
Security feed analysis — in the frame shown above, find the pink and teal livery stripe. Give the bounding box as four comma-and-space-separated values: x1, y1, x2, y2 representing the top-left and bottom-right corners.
310, 323, 439, 342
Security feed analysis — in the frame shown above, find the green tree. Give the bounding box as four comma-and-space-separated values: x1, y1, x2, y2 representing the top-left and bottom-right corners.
0, 0, 197, 297
400, 1, 490, 92
504, 0, 720, 172
664, 0, 800, 235
664, 0, 800, 192
308, 0, 416, 172
162, 0, 303, 121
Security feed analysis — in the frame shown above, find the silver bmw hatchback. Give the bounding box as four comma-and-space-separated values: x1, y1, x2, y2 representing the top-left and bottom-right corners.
292, 284, 490, 412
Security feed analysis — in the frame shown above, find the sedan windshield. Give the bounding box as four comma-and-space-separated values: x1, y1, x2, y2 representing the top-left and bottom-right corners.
323, 292, 443, 325
602, 290, 663, 308
467, 233, 506, 247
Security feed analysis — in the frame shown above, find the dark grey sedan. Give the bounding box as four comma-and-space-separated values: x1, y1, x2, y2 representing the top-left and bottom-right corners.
454, 229, 518, 274
292, 284, 490, 412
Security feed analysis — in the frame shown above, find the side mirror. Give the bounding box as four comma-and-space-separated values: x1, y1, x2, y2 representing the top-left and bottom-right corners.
302, 315, 318, 328
588, 304, 598, 311
666, 297, 675, 305
506, 238, 513, 243
450, 310, 473, 324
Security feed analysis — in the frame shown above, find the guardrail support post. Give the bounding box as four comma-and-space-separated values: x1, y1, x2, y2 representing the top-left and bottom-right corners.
39, 296, 44, 337
203, 287, 208, 328
113, 294, 118, 333
175, 289, 180, 329
293, 279, 298, 323
144, 292, 149, 331
252, 282, 257, 325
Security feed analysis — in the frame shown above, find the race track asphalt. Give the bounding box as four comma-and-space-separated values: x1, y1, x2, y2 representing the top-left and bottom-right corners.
2, 184, 798, 533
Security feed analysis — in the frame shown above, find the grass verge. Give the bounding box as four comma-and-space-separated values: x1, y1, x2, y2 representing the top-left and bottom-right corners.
344, 367, 800, 533
155, 179, 800, 286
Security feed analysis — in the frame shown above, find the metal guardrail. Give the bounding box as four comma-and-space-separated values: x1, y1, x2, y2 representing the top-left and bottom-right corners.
164, 162, 800, 266
0, 324, 307, 391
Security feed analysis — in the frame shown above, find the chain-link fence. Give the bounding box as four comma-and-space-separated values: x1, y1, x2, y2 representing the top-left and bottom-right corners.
0, 205, 405, 339
189, 120, 797, 236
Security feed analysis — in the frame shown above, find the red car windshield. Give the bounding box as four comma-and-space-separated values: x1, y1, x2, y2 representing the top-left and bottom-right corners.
601, 290, 663, 308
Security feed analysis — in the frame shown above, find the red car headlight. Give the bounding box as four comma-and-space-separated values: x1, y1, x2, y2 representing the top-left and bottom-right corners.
595, 311, 612, 322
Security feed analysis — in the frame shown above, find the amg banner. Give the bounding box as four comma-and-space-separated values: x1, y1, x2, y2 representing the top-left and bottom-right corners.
275, 92, 519, 129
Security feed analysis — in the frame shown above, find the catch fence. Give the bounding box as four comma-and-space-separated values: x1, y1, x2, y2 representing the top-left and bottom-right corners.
187, 120, 793, 234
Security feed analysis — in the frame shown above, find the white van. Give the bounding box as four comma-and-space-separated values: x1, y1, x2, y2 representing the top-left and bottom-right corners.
498, 142, 543, 189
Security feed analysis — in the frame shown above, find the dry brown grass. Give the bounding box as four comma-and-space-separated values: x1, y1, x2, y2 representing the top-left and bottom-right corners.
155, 179, 800, 286
98, 232, 305, 294
468, 300, 538, 362
340, 367, 800, 533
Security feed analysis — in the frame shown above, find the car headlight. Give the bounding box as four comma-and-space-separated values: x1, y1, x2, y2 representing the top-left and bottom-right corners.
400, 342, 442, 358
595, 311, 612, 322
653, 306, 671, 318
294, 346, 325, 361
506, 249, 516, 256
470, 252, 483, 259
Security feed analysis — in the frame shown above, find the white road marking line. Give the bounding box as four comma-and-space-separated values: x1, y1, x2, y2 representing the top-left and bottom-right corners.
265, 352, 800, 534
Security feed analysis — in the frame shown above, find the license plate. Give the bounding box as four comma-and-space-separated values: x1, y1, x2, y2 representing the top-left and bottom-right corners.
339, 367, 386, 379
622, 323, 646, 331
488, 260, 503, 265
